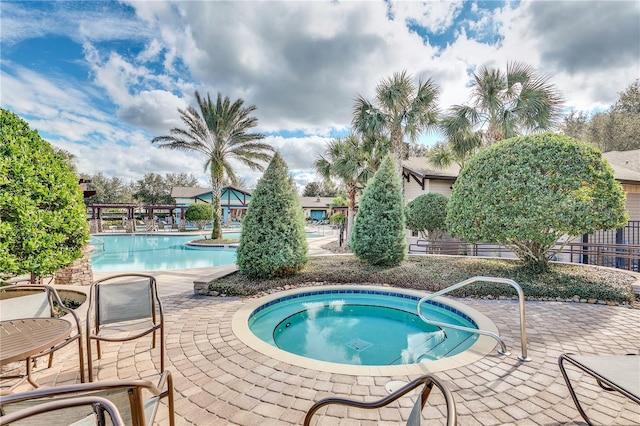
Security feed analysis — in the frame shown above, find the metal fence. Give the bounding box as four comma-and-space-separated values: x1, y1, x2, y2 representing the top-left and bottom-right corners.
407, 221, 640, 272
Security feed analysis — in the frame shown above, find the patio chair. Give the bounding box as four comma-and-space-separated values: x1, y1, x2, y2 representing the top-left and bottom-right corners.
0, 371, 175, 426
0, 395, 125, 425
0, 284, 85, 389
303, 374, 457, 426
86, 274, 164, 382
558, 353, 640, 425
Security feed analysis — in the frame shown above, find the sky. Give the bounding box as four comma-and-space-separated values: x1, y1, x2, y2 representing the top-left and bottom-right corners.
1, 0, 639, 191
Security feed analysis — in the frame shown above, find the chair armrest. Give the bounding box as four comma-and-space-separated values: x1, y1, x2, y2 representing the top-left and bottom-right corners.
303, 374, 456, 426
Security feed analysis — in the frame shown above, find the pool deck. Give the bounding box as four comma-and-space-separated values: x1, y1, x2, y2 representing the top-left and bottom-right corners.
5, 236, 640, 425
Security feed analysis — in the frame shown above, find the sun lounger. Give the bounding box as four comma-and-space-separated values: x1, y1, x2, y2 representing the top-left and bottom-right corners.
558, 353, 640, 425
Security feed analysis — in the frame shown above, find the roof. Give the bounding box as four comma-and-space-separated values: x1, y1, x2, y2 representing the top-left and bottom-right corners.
171, 186, 252, 198
402, 152, 640, 185
602, 150, 640, 183
401, 157, 460, 180
299, 197, 335, 209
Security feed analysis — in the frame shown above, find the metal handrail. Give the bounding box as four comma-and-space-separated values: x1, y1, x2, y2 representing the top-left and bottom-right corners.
417, 276, 531, 361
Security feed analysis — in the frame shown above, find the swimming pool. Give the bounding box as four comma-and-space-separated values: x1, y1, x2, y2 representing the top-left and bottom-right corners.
232, 286, 500, 375
90, 234, 237, 271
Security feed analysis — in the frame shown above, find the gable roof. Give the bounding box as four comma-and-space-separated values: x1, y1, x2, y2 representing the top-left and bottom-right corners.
403, 152, 640, 185
299, 197, 335, 209
171, 186, 252, 198
602, 150, 640, 183
402, 157, 460, 180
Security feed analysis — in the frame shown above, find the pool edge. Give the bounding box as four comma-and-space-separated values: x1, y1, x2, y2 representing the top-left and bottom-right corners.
231, 284, 501, 376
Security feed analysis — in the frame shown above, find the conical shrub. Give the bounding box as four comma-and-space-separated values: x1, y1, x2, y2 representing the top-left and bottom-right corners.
350, 154, 407, 266
237, 153, 308, 278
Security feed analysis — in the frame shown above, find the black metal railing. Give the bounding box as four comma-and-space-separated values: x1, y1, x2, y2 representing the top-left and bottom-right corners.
408, 221, 640, 271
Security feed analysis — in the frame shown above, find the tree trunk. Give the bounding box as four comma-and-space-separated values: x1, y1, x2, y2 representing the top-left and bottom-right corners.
390, 126, 404, 177
346, 186, 357, 246
210, 173, 224, 240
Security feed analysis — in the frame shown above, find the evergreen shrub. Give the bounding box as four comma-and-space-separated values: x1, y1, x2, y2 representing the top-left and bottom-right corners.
405, 193, 448, 240
350, 154, 407, 266
237, 153, 308, 278
447, 133, 628, 272
0, 109, 89, 280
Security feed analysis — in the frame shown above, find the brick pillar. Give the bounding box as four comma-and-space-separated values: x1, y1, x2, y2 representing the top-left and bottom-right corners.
54, 246, 94, 286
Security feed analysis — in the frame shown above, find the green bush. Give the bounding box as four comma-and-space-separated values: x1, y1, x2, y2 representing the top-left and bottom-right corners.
185, 203, 212, 230
329, 212, 346, 225
0, 109, 89, 280
350, 154, 407, 266
447, 133, 628, 272
236, 153, 308, 278
330, 196, 348, 208
405, 193, 448, 240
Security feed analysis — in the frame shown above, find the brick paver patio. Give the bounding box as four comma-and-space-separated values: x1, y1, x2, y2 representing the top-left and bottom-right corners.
4, 240, 639, 425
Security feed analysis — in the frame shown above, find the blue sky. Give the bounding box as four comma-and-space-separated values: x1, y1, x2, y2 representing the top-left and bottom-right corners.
1, 0, 639, 189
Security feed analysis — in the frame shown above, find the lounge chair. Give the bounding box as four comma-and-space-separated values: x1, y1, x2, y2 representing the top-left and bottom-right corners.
0, 372, 174, 426
558, 353, 640, 425
86, 274, 164, 382
0, 284, 85, 390
303, 374, 457, 426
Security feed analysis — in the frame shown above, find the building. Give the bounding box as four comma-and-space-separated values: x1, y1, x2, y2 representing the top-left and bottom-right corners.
299, 197, 336, 221
171, 186, 252, 223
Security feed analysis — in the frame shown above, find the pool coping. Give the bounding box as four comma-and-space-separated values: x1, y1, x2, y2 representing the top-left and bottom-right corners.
231, 284, 500, 376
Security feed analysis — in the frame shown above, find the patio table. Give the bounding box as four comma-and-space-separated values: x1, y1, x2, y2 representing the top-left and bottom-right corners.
0, 318, 74, 388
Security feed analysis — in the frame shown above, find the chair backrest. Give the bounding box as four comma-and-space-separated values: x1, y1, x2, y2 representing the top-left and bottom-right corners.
95, 279, 154, 325
0, 395, 125, 426
0, 376, 172, 426
0, 287, 53, 322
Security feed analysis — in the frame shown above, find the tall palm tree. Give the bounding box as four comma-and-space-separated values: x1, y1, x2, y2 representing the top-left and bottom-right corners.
315, 133, 388, 244
442, 61, 563, 146
352, 70, 440, 172
152, 91, 273, 239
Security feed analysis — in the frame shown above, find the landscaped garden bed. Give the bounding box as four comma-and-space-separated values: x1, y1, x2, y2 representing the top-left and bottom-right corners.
208, 254, 638, 306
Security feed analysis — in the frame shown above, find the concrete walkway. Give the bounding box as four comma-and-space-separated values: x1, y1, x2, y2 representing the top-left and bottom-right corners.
7, 238, 640, 425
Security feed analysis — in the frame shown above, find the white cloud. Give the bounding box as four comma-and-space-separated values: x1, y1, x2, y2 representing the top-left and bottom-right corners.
2, 0, 639, 190
390, 0, 464, 33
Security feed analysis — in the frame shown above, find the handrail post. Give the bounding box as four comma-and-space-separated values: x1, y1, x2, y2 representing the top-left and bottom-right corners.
417, 276, 531, 362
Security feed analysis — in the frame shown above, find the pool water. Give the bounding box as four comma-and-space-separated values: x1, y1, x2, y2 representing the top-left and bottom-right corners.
249, 289, 478, 366
90, 234, 237, 271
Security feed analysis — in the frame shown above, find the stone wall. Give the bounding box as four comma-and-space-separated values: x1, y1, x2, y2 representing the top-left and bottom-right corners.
54, 246, 93, 286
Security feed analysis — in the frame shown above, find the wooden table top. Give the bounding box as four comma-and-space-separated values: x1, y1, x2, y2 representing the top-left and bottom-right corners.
0, 318, 72, 364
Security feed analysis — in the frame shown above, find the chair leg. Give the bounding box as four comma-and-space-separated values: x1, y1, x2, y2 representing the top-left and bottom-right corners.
87, 340, 94, 382
558, 355, 593, 426
78, 336, 85, 383
48, 352, 54, 369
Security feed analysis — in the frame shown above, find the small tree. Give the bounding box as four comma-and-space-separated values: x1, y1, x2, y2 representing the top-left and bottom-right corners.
329, 196, 348, 209
447, 133, 628, 272
405, 193, 448, 240
237, 153, 308, 278
329, 212, 346, 226
0, 109, 89, 282
185, 203, 213, 230
350, 154, 407, 266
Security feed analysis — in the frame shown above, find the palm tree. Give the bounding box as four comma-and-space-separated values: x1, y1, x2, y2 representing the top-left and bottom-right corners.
152, 91, 273, 239
352, 70, 440, 172
426, 116, 483, 169
442, 61, 563, 146
315, 133, 388, 244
